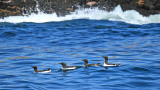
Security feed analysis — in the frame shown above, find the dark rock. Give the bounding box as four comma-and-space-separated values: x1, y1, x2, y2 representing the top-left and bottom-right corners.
0, 0, 160, 18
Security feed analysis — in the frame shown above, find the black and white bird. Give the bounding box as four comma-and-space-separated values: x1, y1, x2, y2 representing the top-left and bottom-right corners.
82, 59, 101, 67
58, 62, 78, 70
102, 56, 120, 66
32, 66, 51, 73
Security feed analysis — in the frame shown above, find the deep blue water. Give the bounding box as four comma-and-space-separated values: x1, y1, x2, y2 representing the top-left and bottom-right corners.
0, 19, 160, 90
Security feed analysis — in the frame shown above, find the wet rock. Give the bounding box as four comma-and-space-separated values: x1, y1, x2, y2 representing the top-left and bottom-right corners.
137, 0, 144, 7
0, 0, 160, 18
86, 1, 97, 6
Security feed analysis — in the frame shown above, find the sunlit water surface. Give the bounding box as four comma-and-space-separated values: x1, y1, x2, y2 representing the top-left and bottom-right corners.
0, 6, 160, 89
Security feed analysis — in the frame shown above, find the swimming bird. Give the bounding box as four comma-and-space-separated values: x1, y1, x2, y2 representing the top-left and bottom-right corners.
82, 59, 101, 67
58, 62, 78, 70
102, 56, 120, 66
32, 66, 51, 73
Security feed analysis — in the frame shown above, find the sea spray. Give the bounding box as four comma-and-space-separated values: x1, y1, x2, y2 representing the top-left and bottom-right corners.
0, 5, 160, 25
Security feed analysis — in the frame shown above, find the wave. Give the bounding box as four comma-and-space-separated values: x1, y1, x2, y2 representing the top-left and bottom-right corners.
0, 5, 160, 25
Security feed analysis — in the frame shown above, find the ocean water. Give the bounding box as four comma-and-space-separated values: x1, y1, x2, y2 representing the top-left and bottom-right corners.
0, 6, 160, 90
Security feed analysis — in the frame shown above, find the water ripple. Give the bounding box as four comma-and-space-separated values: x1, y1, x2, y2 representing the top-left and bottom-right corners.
0, 20, 160, 89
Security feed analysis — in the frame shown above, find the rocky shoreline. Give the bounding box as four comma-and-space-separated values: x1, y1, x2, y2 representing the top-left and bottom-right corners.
0, 0, 160, 18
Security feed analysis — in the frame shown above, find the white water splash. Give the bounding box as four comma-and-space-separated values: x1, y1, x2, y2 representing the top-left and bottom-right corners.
0, 5, 160, 25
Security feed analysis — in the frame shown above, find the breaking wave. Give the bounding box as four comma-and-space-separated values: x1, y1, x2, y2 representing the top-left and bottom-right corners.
0, 5, 160, 25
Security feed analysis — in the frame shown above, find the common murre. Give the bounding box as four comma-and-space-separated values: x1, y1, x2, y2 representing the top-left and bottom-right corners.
82, 59, 101, 67
102, 56, 120, 66
32, 66, 51, 73
58, 62, 78, 70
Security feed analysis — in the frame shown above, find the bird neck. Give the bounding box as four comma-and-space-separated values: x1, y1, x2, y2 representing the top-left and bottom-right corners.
62, 64, 67, 68
85, 61, 88, 64
84, 61, 88, 67
105, 58, 108, 64
34, 68, 37, 72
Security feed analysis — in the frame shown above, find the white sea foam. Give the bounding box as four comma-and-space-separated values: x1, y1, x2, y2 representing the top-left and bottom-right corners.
0, 5, 160, 24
